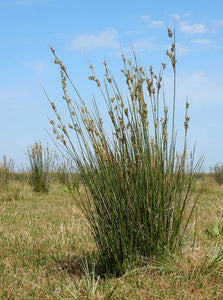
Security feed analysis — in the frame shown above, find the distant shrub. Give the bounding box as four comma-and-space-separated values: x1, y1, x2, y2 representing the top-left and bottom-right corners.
26, 142, 56, 193
0, 155, 14, 188
13, 171, 29, 183
47, 28, 203, 276
55, 156, 77, 184
55, 156, 80, 193
210, 163, 223, 185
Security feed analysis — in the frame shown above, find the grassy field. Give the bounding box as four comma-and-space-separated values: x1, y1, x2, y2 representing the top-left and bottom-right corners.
1, 175, 223, 299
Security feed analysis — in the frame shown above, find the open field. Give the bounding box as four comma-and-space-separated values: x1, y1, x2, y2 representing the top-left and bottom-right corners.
0, 175, 223, 299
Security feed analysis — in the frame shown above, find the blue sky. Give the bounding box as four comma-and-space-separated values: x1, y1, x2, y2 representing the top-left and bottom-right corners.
0, 0, 223, 170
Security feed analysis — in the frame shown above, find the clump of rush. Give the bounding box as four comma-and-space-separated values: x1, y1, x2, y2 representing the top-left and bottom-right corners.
26, 141, 56, 193
46, 27, 203, 277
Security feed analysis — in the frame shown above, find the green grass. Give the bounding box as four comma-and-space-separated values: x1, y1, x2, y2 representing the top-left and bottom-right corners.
1, 175, 223, 299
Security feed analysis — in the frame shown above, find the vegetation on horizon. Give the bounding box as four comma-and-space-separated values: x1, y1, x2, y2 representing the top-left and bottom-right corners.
210, 162, 223, 185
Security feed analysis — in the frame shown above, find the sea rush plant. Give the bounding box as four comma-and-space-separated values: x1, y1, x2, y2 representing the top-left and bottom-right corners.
46, 28, 202, 276
26, 141, 56, 193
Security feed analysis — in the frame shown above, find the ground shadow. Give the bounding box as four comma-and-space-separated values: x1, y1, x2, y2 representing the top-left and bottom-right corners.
54, 252, 103, 278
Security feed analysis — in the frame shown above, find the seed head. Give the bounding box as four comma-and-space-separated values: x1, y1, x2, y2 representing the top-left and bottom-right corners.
50, 46, 55, 55
89, 64, 94, 73
167, 27, 173, 38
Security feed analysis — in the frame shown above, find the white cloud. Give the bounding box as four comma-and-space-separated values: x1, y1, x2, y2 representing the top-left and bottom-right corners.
192, 39, 212, 45
0, 88, 29, 110
131, 40, 159, 53
176, 43, 188, 55
28, 61, 46, 77
124, 40, 187, 56
150, 20, 164, 28
213, 19, 223, 27
165, 71, 223, 104
179, 22, 207, 34
140, 15, 164, 28
171, 13, 190, 20
69, 28, 119, 51
125, 29, 144, 36
140, 15, 150, 22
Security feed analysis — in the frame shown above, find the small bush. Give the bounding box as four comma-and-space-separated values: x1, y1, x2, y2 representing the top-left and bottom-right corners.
47, 28, 202, 276
26, 142, 56, 193
210, 163, 223, 185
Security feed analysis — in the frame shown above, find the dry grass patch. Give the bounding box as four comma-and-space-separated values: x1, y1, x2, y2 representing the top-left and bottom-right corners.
0, 175, 223, 299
